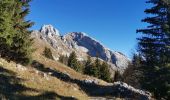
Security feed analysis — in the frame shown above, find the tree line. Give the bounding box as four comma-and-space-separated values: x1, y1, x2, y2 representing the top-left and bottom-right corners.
59, 52, 112, 82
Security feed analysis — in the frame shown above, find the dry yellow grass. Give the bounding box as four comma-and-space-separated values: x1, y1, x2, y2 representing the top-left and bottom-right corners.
0, 35, 112, 100
0, 58, 88, 100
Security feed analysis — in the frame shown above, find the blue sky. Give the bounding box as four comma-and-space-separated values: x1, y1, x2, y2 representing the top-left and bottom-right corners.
27, 0, 149, 58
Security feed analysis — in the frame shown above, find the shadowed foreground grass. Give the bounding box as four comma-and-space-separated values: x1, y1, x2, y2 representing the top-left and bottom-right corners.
0, 66, 76, 100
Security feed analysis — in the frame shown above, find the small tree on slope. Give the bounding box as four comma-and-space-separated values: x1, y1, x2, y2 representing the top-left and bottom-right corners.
68, 52, 80, 72
84, 56, 95, 75
99, 61, 111, 82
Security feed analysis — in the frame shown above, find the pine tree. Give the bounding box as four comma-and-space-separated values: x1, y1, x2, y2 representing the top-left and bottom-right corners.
0, 0, 34, 65
94, 57, 101, 77
0, 0, 16, 58
137, 0, 170, 99
99, 61, 111, 82
0, 0, 12, 57
84, 56, 111, 82
90, 62, 98, 77
84, 56, 99, 77
68, 52, 80, 72
84, 56, 93, 75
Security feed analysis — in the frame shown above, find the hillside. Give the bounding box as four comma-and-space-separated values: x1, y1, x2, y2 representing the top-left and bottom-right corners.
0, 48, 109, 99
0, 32, 152, 100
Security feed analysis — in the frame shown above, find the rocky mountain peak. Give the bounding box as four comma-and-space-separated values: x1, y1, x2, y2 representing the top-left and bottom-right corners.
32, 25, 130, 74
40, 24, 60, 37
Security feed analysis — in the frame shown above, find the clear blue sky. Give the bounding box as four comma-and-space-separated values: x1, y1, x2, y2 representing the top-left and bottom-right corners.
27, 0, 149, 58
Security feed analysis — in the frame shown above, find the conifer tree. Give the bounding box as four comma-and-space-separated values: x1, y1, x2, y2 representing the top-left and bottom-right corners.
0, 0, 34, 65
84, 56, 93, 75
68, 52, 80, 72
90, 62, 98, 77
84, 56, 98, 77
99, 61, 111, 82
137, 0, 170, 99
94, 57, 101, 77
84, 55, 111, 82
0, 0, 13, 59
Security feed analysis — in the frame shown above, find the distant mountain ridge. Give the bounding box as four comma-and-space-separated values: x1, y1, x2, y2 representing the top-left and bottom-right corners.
32, 24, 130, 74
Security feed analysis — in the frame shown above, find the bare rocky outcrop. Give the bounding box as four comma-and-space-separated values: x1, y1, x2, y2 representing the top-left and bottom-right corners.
82, 79, 152, 100
112, 82, 152, 100
16, 64, 27, 71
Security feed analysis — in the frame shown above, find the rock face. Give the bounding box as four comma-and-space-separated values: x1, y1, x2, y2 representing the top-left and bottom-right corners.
64, 32, 130, 73
112, 82, 152, 100
32, 25, 130, 74
40, 25, 60, 36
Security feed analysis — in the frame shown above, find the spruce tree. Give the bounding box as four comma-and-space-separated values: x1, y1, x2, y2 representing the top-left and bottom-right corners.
68, 52, 80, 72
83, 56, 98, 77
84, 56, 93, 75
137, 0, 170, 99
90, 62, 98, 77
99, 61, 111, 82
0, 0, 13, 59
84, 56, 99, 77
0, 0, 34, 65
12, 0, 34, 65
94, 57, 101, 77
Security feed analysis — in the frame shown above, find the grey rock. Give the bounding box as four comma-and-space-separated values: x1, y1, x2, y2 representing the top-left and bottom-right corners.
32, 25, 130, 74
84, 79, 99, 84
40, 24, 60, 36
113, 81, 152, 100
64, 32, 130, 73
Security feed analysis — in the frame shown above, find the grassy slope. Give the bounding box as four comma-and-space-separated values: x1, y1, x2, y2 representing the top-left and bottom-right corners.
0, 37, 112, 100
0, 58, 88, 100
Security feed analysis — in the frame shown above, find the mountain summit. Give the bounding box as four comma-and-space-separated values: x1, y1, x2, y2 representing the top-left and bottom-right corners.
40, 24, 60, 37
32, 25, 130, 74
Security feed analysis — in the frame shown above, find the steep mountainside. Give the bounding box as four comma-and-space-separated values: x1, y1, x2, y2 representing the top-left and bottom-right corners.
32, 25, 130, 74
0, 36, 152, 99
